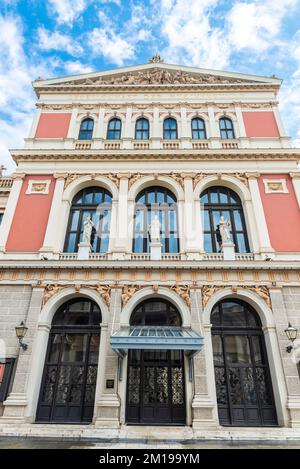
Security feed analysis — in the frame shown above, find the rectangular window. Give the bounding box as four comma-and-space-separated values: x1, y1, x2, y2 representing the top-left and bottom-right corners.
0, 358, 16, 402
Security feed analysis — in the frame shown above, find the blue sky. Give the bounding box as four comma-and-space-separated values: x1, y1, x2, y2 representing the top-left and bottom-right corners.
1, 0, 300, 173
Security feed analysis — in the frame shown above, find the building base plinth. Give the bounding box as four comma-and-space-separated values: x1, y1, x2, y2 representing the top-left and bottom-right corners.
94, 395, 121, 428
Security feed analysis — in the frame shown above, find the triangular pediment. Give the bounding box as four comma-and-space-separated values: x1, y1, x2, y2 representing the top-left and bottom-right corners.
33, 62, 281, 89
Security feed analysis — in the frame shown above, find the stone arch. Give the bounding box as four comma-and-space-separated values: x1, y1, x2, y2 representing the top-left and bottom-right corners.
39, 286, 109, 326
128, 175, 184, 202
63, 175, 118, 203
120, 286, 191, 327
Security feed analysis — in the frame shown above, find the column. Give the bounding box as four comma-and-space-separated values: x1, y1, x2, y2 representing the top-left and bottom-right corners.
111, 175, 130, 259
269, 288, 300, 427
190, 288, 219, 430
290, 173, 300, 209
183, 175, 203, 259
94, 287, 121, 428
28, 109, 41, 139
152, 105, 161, 149
247, 174, 274, 255
93, 106, 105, 149
39, 174, 66, 257
180, 105, 191, 149
0, 174, 25, 254
123, 105, 133, 149
207, 106, 220, 148
66, 107, 79, 140
2, 287, 44, 422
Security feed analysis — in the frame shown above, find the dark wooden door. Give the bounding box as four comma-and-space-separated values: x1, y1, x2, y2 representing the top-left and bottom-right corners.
126, 350, 185, 425
212, 331, 277, 426
36, 332, 100, 423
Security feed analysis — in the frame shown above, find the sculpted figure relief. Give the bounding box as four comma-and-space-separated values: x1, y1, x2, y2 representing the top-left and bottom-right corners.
83, 214, 95, 245
148, 215, 161, 243
219, 216, 232, 244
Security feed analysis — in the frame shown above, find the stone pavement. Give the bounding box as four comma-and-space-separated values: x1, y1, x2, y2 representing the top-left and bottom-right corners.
0, 437, 300, 449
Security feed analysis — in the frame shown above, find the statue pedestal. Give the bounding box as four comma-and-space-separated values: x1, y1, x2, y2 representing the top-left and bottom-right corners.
222, 242, 235, 261
150, 241, 162, 260
77, 242, 91, 260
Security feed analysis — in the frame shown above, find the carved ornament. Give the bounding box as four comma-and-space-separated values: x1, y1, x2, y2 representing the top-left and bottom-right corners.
122, 285, 143, 306
88, 284, 111, 306
170, 285, 191, 306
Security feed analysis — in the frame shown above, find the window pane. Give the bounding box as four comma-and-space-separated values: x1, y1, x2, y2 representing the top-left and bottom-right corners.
204, 210, 210, 230
70, 210, 80, 230
133, 236, 144, 253
233, 210, 243, 230
169, 235, 179, 253
48, 334, 62, 363
210, 190, 218, 204
100, 234, 109, 253
219, 188, 228, 204
222, 301, 246, 326
66, 233, 76, 252
224, 336, 251, 364
62, 334, 87, 362
237, 233, 247, 252
251, 336, 264, 364
204, 233, 213, 252
212, 335, 224, 365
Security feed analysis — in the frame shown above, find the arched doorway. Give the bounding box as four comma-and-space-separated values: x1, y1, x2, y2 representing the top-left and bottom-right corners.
211, 299, 277, 426
36, 299, 101, 423
126, 299, 186, 425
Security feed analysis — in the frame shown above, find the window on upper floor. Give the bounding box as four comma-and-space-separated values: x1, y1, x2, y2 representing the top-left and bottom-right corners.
78, 118, 94, 140
135, 118, 150, 140
133, 186, 179, 254
64, 187, 112, 253
0, 213, 3, 224
219, 117, 235, 139
107, 118, 122, 140
201, 186, 249, 253
191, 117, 207, 139
163, 117, 178, 140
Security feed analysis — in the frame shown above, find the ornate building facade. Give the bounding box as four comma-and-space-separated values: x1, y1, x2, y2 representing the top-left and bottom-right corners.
0, 60, 300, 440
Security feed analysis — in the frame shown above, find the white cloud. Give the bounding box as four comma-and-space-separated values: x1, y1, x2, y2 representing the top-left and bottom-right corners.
47, 0, 90, 25
227, 0, 298, 53
64, 61, 94, 74
37, 27, 83, 56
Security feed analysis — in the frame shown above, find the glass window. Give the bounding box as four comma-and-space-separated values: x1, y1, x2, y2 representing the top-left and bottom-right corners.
135, 118, 149, 140
133, 186, 179, 253
64, 187, 112, 253
130, 300, 181, 326
163, 118, 177, 140
52, 299, 101, 326
107, 118, 122, 140
0, 212, 3, 225
219, 117, 235, 139
191, 117, 206, 139
200, 186, 249, 253
78, 118, 94, 140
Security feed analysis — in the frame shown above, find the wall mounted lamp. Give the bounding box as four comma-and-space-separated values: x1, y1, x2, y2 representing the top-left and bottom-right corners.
284, 323, 298, 353
15, 321, 28, 351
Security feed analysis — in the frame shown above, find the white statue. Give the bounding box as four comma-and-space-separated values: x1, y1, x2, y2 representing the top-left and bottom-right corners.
219, 216, 231, 244
83, 214, 94, 244
149, 215, 161, 243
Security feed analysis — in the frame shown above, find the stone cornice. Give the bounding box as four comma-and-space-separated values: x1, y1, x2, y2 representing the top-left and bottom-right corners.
10, 148, 300, 163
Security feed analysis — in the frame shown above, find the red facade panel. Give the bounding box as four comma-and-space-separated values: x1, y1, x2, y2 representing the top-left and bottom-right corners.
242, 112, 280, 138
258, 175, 300, 252
35, 113, 71, 138
6, 176, 55, 252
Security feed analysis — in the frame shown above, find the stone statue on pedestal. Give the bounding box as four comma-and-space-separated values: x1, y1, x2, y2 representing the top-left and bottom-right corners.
148, 215, 161, 243
219, 215, 231, 244
83, 214, 94, 245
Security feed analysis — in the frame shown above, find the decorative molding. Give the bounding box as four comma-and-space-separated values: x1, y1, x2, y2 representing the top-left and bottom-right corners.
121, 285, 144, 306
88, 284, 111, 305
234, 173, 249, 187
202, 285, 225, 307
43, 284, 66, 305
170, 284, 191, 306
26, 179, 51, 195
246, 285, 272, 308
263, 179, 288, 194
170, 172, 185, 189
128, 173, 143, 189
106, 173, 120, 188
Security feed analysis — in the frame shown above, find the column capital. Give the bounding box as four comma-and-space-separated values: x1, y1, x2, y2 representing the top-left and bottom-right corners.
117, 173, 131, 180
290, 172, 300, 180
53, 173, 68, 180
245, 172, 260, 179
12, 172, 26, 180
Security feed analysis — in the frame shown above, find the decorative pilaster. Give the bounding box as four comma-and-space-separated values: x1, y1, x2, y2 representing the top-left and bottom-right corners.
290, 172, 300, 210
111, 174, 130, 259
0, 173, 25, 253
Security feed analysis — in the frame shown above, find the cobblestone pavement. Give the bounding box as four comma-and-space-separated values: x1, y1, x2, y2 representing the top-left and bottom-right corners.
0, 437, 300, 449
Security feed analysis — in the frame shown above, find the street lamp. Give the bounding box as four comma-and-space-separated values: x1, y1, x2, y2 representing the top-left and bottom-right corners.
15, 321, 28, 351
284, 323, 298, 353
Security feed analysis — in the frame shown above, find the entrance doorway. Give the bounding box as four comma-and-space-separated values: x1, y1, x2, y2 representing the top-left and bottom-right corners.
36, 299, 101, 423
125, 299, 186, 425
211, 299, 277, 426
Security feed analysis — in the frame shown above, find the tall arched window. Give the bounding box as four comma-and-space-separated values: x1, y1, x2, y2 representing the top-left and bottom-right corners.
36, 298, 101, 423
78, 118, 94, 140
219, 116, 235, 139
211, 299, 277, 427
135, 118, 149, 140
107, 118, 122, 140
191, 117, 206, 139
64, 187, 112, 253
163, 117, 177, 140
201, 186, 249, 253
133, 186, 179, 253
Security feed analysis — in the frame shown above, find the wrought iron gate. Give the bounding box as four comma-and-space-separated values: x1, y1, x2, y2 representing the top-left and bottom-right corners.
126, 349, 186, 425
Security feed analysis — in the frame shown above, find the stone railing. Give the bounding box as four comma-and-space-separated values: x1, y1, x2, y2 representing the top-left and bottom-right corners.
0, 177, 13, 190
203, 252, 254, 261
162, 141, 180, 149
104, 141, 121, 150
133, 141, 150, 149
221, 140, 239, 149
192, 141, 209, 149
59, 252, 109, 261
75, 141, 92, 150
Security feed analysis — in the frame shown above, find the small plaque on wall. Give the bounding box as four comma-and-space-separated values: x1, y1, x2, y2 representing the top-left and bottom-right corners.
106, 379, 114, 389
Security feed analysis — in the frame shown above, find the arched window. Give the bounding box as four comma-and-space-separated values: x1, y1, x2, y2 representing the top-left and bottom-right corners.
163, 117, 177, 140
64, 187, 112, 253
131, 299, 182, 326
133, 186, 179, 253
78, 118, 94, 140
36, 299, 101, 423
201, 186, 249, 253
135, 118, 149, 140
191, 117, 206, 139
107, 118, 122, 140
211, 299, 277, 427
219, 116, 235, 139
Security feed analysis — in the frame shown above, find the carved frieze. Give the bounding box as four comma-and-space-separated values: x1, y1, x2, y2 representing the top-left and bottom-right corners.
170, 285, 191, 306
202, 286, 225, 307
88, 284, 111, 306
64, 174, 81, 189
43, 284, 66, 305
122, 285, 143, 306
245, 285, 271, 308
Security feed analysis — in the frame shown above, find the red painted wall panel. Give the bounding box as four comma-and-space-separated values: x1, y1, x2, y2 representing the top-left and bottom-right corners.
35, 113, 71, 138
243, 111, 280, 137
258, 175, 300, 252
6, 175, 55, 252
